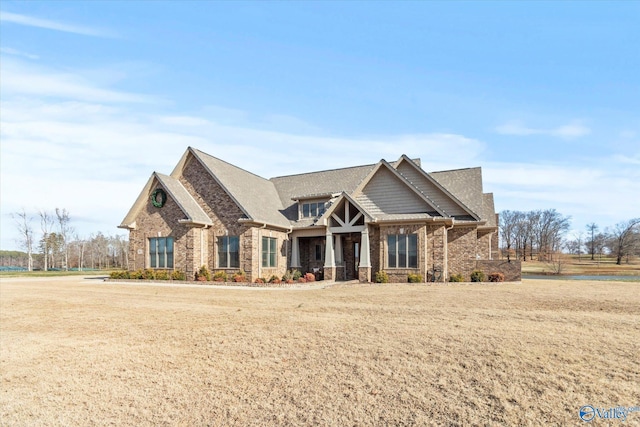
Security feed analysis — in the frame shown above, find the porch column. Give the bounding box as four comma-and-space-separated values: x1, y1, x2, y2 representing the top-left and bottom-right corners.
359, 226, 372, 282
291, 236, 301, 268
335, 234, 343, 265
324, 230, 335, 280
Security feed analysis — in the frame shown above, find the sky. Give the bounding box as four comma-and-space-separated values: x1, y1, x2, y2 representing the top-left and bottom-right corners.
1, 1, 639, 251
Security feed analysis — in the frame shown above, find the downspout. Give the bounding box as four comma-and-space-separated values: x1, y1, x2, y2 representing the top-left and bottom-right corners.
285, 227, 293, 269
257, 223, 267, 280
444, 218, 455, 281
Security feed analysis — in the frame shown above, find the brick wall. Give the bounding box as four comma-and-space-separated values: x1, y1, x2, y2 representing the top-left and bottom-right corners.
447, 225, 477, 280
475, 260, 522, 282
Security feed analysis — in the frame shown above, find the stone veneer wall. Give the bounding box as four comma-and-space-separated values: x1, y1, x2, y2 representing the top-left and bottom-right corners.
447, 226, 477, 280
179, 154, 254, 278
477, 229, 494, 260
475, 260, 522, 282
426, 225, 446, 282
378, 224, 426, 283
128, 177, 192, 275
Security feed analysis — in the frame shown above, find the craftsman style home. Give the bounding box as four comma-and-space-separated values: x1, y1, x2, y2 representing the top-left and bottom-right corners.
119, 147, 518, 282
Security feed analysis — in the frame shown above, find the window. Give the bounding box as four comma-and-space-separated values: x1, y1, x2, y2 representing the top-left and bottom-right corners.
218, 236, 240, 268
301, 202, 326, 218
149, 237, 174, 268
262, 236, 277, 267
387, 234, 418, 268
315, 244, 324, 261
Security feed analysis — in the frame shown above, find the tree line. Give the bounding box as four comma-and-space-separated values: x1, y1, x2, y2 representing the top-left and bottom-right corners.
6, 208, 128, 271
499, 209, 640, 265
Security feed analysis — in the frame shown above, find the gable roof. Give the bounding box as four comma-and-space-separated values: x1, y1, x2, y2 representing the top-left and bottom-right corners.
394, 156, 480, 220
184, 148, 291, 229
351, 160, 447, 217
119, 172, 212, 229
430, 167, 485, 220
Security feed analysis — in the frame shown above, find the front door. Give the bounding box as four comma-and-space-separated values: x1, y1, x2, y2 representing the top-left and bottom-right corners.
344, 234, 361, 280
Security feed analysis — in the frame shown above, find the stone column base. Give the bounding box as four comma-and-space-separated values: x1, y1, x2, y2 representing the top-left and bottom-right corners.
358, 266, 371, 283
323, 266, 335, 281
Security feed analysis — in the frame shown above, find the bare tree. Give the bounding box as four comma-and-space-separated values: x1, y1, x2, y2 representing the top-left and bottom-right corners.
39, 209, 55, 271
608, 218, 640, 265
11, 209, 35, 271
585, 223, 599, 260
55, 208, 72, 270
499, 210, 518, 261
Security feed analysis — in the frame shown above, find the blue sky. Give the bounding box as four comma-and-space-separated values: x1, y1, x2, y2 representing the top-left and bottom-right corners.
1, 1, 639, 251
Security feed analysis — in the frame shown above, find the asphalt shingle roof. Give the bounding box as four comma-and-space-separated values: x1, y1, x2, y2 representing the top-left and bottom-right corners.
191, 148, 291, 228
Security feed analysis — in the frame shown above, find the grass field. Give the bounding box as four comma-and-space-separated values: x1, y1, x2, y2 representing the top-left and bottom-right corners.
1, 276, 639, 426
520, 255, 640, 277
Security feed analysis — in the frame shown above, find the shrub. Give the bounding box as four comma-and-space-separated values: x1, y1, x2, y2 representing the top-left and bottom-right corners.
212, 271, 228, 282
129, 269, 144, 280
195, 265, 211, 281
110, 270, 129, 279
269, 275, 281, 284
375, 270, 389, 283
407, 273, 423, 283
297, 277, 306, 283
282, 270, 293, 282
449, 273, 465, 282
303, 272, 315, 282
470, 270, 486, 282
171, 270, 186, 281
155, 270, 170, 280
233, 270, 246, 282
254, 277, 265, 284
292, 269, 303, 281
488, 272, 505, 282
142, 269, 156, 280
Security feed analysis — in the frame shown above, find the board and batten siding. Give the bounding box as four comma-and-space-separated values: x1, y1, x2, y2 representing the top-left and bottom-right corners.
356, 167, 429, 215
396, 162, 468, 217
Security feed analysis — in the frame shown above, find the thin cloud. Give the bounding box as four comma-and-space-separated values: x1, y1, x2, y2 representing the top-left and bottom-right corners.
495, 120, 591, 139
0, 10, 115, 37
0, 58, 153, 103
0, 47, 39, 60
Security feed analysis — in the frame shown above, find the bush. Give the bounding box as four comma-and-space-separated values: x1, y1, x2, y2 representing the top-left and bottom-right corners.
110, 270, 129, 279
269, 275, 281, 284
375, 270, 389, 283
282, 270, 294, 282
155, 270, 170, 280
488, 272, 505, 282
254, 277, 265, 284
195, 265, 211, 281
292, 269, 302, 281
212, 271, 228, 282
449, 273, 465, 282
129, 269, 144, 280
470, 270, 486, 282
233, 270, 246, 282
171, 270, 186, 281
142, 269, 156, 280
303, 272, 315, 282
407, 273, 423, 283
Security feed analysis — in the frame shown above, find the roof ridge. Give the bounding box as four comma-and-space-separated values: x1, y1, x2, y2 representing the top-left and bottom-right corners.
190, 147, 271, 182
270, 162, 377, 180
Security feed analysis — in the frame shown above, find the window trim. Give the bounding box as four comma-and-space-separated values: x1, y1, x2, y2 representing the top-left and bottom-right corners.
262, 236, 277, 268
387, 233, 418, 269
149, 236, 174, 269
217, 235, 240, 269
300, 201, 326, 219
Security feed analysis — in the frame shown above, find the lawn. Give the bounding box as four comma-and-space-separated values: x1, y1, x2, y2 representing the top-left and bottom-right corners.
1, 276, 638, 426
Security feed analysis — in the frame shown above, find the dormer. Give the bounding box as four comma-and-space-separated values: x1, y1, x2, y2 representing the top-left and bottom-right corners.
292, 193, 341, 221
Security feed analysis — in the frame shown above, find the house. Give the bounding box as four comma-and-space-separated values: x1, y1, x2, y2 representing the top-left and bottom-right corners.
119, 147, 519, 282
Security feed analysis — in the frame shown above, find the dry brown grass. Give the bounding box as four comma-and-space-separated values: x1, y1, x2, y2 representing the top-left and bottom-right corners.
1, 276, 639, 426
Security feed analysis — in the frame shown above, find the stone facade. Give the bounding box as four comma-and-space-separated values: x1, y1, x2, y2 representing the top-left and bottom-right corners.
121, 148, 515, 285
